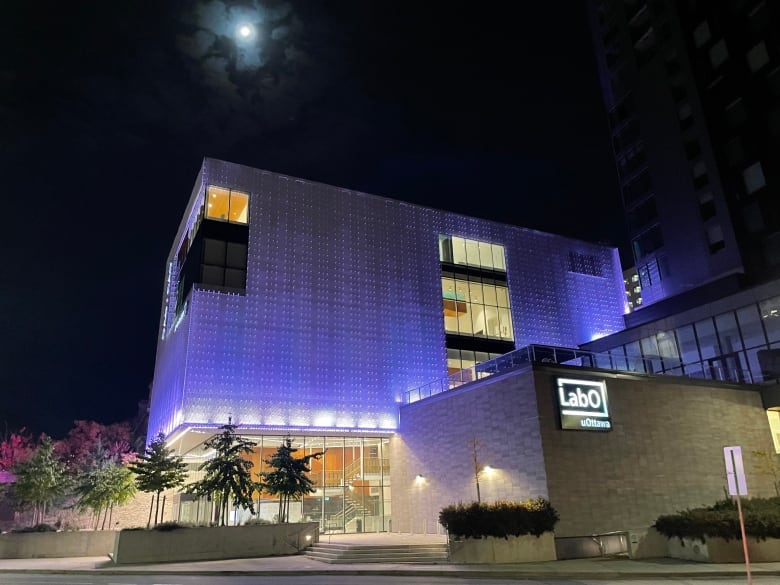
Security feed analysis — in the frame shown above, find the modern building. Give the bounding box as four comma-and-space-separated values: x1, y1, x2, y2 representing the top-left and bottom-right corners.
581, 0, 780, 406
147, 157, 627, 529
147, 158, 779, 540
623, 266, 643, 311
587, 0, 779, 311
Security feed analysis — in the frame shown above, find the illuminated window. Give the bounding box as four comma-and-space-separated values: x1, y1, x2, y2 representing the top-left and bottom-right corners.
206, 185, 250, 224
441, 276, 513, 341
439, 235, 506, 273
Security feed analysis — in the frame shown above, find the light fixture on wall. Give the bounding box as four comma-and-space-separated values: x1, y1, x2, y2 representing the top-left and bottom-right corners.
415, 474, 425, 484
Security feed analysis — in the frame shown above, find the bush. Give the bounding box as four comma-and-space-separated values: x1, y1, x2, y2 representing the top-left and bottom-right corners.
439, 498, 559, 539
152, 521, 191, 532
10, 523, 58, 533
654, 496, 780, 542
244, 517, 273, 525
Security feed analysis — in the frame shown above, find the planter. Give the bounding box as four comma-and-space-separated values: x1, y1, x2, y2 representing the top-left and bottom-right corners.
112, 522, 319, 565
0, 530, 117, 559
448, 532, 556, 564
667, 536, 780, 563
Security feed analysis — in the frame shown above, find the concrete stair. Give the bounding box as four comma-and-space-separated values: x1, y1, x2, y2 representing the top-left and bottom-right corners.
305, 541, 450, 564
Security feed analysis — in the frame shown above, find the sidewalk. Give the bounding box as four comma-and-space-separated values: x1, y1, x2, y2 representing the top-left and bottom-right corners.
2, 554, 779, 580
1, 532, 779, 580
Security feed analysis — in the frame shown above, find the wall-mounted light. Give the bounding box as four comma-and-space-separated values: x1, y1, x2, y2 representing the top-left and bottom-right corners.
483, 465, 494, 475
415, 474, 425, 484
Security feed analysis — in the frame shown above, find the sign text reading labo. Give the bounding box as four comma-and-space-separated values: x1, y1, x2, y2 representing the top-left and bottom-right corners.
556, 378, 611, 431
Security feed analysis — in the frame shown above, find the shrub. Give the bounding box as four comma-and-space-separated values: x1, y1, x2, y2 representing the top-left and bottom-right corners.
10, 523, 58, 533
654, 496, 780, 542
153, 521, 190, 532
244, 517, 273, 525
439, 498, 559, 539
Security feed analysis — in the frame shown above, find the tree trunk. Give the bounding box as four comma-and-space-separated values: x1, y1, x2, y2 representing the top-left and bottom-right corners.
147, 495, 154, 528
154, 491, 161, 526
108, 502, 114, 530
161, 494, 166, 524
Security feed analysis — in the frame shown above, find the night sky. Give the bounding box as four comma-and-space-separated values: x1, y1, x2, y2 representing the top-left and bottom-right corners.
1, 1, 628, 440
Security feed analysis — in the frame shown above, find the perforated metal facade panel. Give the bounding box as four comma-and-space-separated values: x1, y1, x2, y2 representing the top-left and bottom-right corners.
147, 159, 626, 441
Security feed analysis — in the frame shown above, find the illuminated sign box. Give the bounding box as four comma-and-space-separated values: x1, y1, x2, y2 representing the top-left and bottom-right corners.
556, 377, 612, 432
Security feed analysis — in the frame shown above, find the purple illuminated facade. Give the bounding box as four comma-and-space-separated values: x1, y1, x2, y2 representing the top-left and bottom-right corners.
147, 158, 626, 445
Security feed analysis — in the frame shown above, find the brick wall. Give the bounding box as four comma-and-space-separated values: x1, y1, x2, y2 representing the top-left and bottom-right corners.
391, 369, 549, 534
392, 365, 776, 538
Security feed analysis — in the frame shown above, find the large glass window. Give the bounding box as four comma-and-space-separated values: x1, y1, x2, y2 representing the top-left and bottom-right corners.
439, 235, 507, 273
441, 276, 513, 340
676, 325, 701, 365
761, 296, 780, 342
206, 185, 249, 224
715, 312, 742, 353
694, 318, 720, 360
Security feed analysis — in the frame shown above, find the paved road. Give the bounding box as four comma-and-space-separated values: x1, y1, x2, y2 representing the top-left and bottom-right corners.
0, 576, 774, 585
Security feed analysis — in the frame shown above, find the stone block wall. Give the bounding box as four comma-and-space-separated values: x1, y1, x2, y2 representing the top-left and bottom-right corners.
391, 369, 549, 534
533, 366, 776, 536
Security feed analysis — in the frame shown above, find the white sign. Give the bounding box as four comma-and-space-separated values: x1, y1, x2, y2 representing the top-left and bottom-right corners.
556, 378, 611, 431
724, 445, 748, 496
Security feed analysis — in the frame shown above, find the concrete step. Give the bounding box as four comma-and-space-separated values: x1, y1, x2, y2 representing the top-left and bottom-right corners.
305, 542, 449, 564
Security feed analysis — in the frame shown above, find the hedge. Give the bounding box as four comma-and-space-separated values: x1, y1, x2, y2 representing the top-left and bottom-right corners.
439, 498, 559, 539
654, 496, 780, 542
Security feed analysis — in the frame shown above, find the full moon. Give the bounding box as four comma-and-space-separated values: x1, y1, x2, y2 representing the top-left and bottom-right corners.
237, 24, 253, 39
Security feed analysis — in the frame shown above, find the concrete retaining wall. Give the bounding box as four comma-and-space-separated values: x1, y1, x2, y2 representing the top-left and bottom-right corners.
448, 532, 556, 564
667, 536, 780, 563
112, 522, 319, 565
0, 530, 117, 559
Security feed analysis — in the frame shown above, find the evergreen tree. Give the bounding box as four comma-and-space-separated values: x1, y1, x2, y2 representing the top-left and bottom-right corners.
11, 436, 69, 526
128, 431, 188, 527
74, 461, 136, 529
259, 437, 324, 523
185, 422, 258, 526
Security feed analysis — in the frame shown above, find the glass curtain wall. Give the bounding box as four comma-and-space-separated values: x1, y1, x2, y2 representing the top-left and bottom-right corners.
179, 435, 391, 533
598, 294, 780, 384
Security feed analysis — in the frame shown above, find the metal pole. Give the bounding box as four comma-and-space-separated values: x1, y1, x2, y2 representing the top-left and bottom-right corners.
735, 494, 752, 585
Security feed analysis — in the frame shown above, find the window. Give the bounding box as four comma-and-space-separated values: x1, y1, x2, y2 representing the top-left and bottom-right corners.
709, 39, 728, 68
632, 225, 663, 259
707, 224, 725, 253
441, 276, 513, 340
743, 162, 766, 195
206, 185, 249, 224
760, 296, 780, 342
693, 21, 711, 48
568, 252, 604, 277
746, 42, 769, 73
699, 190, 716, 221
439, 235, 506, 272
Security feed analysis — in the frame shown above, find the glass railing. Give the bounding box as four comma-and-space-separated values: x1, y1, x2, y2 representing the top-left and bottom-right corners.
404, 344, 755, 404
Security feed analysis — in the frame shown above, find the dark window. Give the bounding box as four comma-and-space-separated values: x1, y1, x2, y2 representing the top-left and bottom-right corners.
627, 197, 658, 232
632, 225, 664, 259
568, 252, 604, 277
622, 170, 653, 206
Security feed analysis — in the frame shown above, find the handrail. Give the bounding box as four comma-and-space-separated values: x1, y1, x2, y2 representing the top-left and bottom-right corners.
404, 343, 755, 404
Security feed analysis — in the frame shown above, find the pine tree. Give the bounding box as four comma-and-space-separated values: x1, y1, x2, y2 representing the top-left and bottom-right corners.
11, 436, 69, 526
259, 437, 324, 523
185, 422, 258, 526
128, 431, 188, 527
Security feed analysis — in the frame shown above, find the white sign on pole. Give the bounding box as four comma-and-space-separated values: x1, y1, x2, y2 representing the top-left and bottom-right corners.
724, 445, 748, 496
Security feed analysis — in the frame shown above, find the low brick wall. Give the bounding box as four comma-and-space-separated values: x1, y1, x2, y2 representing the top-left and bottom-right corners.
112, 522, 319, 565
0, 530, 117, 559
448, 532, 556, 564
